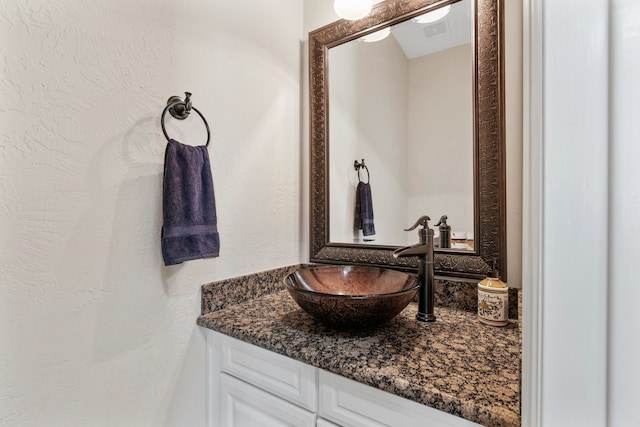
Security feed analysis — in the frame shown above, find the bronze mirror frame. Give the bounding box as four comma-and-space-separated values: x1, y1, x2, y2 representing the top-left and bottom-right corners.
309, 0, 506, 280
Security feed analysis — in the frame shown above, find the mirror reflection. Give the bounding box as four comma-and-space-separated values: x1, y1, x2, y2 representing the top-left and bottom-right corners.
328, 0, 474, 250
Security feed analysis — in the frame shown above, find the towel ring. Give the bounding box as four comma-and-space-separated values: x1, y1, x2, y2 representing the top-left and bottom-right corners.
354, 159, 370, 184
161, 92, 211, 147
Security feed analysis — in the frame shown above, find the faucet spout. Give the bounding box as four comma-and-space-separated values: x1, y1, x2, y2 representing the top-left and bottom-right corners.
397, 216, 437, 323
393, 243, 428, 258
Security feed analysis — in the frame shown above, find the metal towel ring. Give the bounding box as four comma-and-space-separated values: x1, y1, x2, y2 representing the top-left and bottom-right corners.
161, 92, 211, 147
354, 159, 370, 184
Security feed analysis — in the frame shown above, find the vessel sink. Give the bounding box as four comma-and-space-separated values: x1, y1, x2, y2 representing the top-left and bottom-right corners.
283, 265, 419, 328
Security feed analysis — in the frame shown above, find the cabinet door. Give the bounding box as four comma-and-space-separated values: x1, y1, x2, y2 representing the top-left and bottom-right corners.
219, 373, 316, 427
219, 333, 317, 411
319, 370, 481, 427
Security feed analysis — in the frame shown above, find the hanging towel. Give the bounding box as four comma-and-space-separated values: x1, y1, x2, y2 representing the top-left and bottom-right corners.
354, 181, 375, 237
161, 139, 219, 265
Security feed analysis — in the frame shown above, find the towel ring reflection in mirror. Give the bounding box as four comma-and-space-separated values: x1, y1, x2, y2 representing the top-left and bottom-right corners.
161, 92, 211, 147
354, 159, 370, 184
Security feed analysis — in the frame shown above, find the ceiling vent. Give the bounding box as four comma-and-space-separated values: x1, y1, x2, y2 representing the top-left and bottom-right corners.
422, 21, 449, 39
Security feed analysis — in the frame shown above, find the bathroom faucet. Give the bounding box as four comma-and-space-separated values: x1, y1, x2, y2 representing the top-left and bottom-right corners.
393, 215, 436, 322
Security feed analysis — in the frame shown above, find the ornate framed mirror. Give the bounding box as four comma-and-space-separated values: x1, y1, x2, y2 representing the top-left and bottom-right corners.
309, 0, 506, 279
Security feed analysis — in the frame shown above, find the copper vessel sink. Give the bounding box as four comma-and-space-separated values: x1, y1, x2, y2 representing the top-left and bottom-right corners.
283, 265, 419, 328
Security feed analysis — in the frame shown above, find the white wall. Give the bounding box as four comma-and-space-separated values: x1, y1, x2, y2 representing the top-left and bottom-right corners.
0, 1, 302, 425
522, 0, 640, 424
541, 0, 609, 422
329, 35, 409, 245
407, 44, 474, 236
608, 0, 640, 423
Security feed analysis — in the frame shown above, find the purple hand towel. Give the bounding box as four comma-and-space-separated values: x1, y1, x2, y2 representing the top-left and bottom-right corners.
162, 139, 219, 265
354, 181, 375, 237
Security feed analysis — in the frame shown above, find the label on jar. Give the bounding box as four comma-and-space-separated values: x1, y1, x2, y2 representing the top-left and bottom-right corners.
477, 284, 509, 326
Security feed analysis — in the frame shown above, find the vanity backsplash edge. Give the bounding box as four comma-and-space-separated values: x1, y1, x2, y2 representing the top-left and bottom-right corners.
201, 264, 519, 319
435, 277, 520, 320
201, 264, 304, 315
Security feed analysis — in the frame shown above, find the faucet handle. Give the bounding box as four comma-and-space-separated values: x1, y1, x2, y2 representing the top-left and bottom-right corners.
435, 215, 448, 226
404, 215, 431, 231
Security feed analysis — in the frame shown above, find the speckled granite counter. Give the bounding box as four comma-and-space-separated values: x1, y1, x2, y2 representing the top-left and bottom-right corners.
198, 266, 521, 426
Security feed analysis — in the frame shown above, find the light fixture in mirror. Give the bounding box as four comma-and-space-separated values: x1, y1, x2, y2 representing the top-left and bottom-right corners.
334, 0, 373, 20
359, 27, 391, 42
413, 5, 450, 23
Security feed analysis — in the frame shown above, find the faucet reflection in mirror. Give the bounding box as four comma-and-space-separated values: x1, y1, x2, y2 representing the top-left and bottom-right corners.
435, 215, 451, 248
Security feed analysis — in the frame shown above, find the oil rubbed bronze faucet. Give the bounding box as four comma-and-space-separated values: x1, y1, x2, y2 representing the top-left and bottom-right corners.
393, 215, 436, 322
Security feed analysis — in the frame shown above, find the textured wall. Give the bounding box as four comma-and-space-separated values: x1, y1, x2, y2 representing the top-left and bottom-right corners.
0, 0, 302, 425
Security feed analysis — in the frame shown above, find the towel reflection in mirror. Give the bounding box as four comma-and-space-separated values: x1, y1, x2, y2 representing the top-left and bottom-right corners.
353, 159, 375, 241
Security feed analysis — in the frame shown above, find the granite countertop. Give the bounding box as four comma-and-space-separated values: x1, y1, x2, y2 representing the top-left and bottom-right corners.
197, 276, 521, 427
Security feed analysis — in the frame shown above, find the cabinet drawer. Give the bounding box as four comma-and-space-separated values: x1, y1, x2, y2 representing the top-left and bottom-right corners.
218, 334, 317, 411
219, 373, 316, 427
319, 370, 481, 427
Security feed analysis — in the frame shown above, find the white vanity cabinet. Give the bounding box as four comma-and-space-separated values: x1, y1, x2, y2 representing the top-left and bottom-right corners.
206, 330, 480, 427
218, 373, 316, 427
207, 330, 317, 427
318, 371, 479, 427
